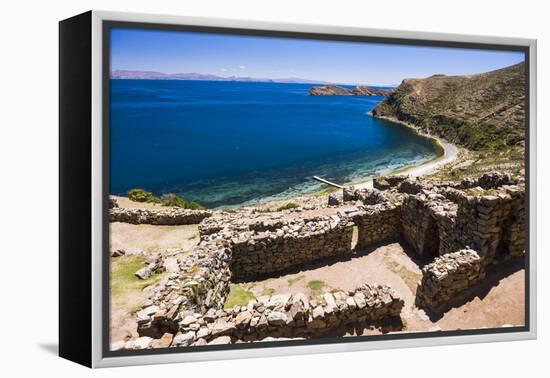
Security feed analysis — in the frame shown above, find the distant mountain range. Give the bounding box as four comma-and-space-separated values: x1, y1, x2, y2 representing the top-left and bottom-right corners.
110, 70, 331, 84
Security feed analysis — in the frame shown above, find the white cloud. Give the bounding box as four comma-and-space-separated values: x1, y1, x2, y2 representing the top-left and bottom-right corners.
239, 65, 246, 69
220, 68, 228, 72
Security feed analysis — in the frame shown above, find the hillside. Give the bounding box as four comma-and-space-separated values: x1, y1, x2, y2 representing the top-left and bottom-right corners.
371, 63, 526, 152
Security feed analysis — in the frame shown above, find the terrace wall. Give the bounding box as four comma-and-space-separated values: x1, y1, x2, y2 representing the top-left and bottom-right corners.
109, 207, 212, 225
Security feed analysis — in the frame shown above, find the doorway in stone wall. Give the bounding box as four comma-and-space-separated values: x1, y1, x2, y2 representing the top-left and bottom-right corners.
421, 215, 440, 259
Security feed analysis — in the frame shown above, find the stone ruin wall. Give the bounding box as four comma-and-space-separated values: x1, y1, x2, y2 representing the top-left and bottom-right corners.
136, 237, 232, 338
120, 283, 403, 350
399, 178, 526, 313
348, 173, 525, 314
230, 216, 354, 279
445, 186, 526, 263
400, 182, 525, 264
415, 249, 486, 313
109, 207, 212, 225
116, 172, 526, 348
351, 204, 401, 249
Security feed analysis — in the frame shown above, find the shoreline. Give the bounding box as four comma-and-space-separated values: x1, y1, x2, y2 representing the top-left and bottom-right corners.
113, 115, 459, 210
241, 115, 458, 208
353, 115, 458, 189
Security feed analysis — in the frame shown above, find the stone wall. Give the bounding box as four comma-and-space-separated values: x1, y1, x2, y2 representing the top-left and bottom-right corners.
415, 249, 485, 313
446, 185, 526, 262
402, 195, 443, 258
342, 187, 387, 205
229, 215, 354, 279
400, 183, 526, 263
125, 284, 403, 349
350, 203, 401, 249
109, 207, 212, 225
373, 175, 408, 190
136, 238, 232, 338
124, 172, 526, 348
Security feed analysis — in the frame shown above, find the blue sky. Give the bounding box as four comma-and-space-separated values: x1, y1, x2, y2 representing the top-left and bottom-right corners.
110, 28, 525, 86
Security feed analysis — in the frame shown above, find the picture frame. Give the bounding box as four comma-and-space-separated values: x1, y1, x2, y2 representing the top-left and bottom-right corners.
59, 10, 537, 368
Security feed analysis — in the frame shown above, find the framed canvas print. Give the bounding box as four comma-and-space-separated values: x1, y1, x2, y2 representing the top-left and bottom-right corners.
59, 10, 537, 368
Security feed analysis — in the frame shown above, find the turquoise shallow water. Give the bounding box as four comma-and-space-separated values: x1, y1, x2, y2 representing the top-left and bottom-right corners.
110, 80, 438, 208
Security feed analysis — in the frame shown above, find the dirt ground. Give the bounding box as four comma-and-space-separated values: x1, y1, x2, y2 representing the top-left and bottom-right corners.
112, 195, 168, 209
236, 242, 525, 334
110, 223, 199, 255
109, 222, 201, 344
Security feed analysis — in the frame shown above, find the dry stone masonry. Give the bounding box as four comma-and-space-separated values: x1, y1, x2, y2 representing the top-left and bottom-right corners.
121, 284, 403, 350
109, 207, 212, 225
229, 216, 354, 279
415, 249, 485, 313
117, 172, 525, 349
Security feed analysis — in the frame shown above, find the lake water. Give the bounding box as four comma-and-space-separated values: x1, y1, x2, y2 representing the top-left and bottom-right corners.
109, 80, 438, 208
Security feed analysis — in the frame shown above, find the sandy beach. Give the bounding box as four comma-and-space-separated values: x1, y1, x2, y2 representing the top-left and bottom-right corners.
354, 115, 459, 189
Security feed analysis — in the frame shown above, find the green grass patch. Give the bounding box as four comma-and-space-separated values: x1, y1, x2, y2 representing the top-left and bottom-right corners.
287, 275, 305, 286
260, 287, 275, 296
464, 187, 498, 196
255, 208, 273, 213
276, 203, 300, 211
224, 286, 256, 309
111, 255, 162, 300
315, 186, 339, 197
307, 280, 326, 293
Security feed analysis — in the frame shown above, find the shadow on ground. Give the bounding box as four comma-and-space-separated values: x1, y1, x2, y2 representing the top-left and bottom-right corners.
231, 238, 427, 283
423, 255, 526, 322
38, 343, 58, 356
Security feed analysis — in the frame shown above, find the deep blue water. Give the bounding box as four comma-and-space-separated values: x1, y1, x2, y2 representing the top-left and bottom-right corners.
110, 80, 438, 208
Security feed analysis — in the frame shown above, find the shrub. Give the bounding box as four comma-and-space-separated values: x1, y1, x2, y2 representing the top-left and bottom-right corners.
161, 193, 205, 209
276, 202, 300, 211
185, 201, 205, 210
160, 193, 186, 208
127, 188, 159, 203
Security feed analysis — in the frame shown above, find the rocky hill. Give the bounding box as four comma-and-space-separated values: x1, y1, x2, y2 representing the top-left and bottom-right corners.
309, 85, 393, 97
371, 63, 526, 151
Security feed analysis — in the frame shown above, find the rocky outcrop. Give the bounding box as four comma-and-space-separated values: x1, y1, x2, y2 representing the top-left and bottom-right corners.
371, 63, 526, 150
309, 85, 393, 97
109, 207, 212, 225
309, 85, 352, 96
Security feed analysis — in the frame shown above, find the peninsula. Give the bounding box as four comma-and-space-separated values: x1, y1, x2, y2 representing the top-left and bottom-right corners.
309, 84, 394, 96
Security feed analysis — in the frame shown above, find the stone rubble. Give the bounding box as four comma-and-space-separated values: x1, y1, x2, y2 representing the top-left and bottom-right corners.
119, 284, 403, 350
135, 253, 166, 280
